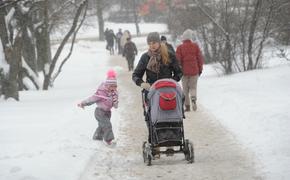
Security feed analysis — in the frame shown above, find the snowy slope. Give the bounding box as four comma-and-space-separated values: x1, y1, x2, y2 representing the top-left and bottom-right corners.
199, 62, 290, 179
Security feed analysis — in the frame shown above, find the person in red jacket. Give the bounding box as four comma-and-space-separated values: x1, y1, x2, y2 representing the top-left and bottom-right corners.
176, 29, 204, 111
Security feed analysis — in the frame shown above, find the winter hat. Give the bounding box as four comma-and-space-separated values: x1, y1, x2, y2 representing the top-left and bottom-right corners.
182, 29, 193, 41
105, 69, 117, 86
160, 35, 167, 41
147, 32, 161, 44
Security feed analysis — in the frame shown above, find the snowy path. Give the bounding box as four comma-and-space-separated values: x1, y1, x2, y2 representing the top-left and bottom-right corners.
78, 55, 263, 180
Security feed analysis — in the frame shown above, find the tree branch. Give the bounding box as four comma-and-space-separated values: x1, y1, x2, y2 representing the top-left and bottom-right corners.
51, 0, 87, 84
193, 0, 228, 37
42, 0, 88, 89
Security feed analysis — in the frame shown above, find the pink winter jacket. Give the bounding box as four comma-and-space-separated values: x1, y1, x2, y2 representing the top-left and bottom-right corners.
81, 82, 118, 111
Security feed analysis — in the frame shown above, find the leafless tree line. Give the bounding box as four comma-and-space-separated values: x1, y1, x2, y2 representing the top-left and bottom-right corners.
167, 0, 290, 74
0, 0, 144, 101
1, 0, 289, 101
0, 0, 88, 100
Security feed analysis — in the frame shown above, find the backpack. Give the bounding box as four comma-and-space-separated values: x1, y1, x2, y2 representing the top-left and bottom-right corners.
159, 92, 177, 110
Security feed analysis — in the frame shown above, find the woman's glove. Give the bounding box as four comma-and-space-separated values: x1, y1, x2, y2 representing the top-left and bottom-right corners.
140, 82, 151, 90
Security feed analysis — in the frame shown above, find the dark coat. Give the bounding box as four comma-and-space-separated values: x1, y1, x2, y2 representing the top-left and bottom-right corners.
107, 31, 116, 47
165, 42, 175, 55
123, 41, 138, 59
132, 52, 183, 86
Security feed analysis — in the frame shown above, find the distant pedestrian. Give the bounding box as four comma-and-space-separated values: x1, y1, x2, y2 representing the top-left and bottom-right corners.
104, 28, 109, 50
161, 35, 175, 55
123, 37, 138, 71
120, 30, 131, 53
116, 28, 123, 55
77, 69, 119, 147
176, 29, 204, 111
107, 29, 116, 55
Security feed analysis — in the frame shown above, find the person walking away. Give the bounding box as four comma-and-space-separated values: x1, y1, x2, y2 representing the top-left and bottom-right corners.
104, 28, 109, 50
107, 29, 116, 55
176, 29, 204, 111
120, 30, 131, 53
116, 28, 123, 55
77, 69, 119, 147
123, 37, 138, 71
132, 32, 183, 157
161, 35, 175, 55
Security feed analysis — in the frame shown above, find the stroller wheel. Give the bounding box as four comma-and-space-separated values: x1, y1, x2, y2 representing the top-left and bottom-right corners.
184, 139, 194, 163
142, 141, 152, 166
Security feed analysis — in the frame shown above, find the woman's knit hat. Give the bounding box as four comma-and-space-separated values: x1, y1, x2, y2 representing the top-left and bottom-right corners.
147, 32, 161, 44
105, 69, 117, 86
182, 29, 193, 41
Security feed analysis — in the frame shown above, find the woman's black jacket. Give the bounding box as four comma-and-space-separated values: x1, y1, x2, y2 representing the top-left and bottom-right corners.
132, 52, 183, 86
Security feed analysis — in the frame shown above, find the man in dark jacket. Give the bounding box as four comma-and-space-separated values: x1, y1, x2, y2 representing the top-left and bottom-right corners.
123, 37, 138, 71
104, 28, 109, 50
161, 35, 175, 55
176, 29, 204, 111
106, 29, 116, 55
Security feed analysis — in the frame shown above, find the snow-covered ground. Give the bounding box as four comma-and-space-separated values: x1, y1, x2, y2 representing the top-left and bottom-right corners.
199, 57, 290, 179
1, 22, 290, 180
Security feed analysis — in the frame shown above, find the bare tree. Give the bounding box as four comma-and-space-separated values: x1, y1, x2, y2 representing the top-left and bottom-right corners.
132, 0, 141, 36
0, 1, 24, 100
96, 0, 105, 40
194, 0, 233, 73
51, 1, 88, 84
35, 0, 51, 72
43, 0, 88, 90
0, 0, 90, 99
271, 0, 290, 45
166, 0, 283, 74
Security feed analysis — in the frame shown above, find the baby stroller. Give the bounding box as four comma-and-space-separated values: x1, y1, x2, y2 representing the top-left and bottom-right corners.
142, 78, 194, 166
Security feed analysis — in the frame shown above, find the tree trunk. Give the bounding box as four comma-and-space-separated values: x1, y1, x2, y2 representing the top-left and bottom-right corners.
247, 0, 262, 70
19, 11, 37, 74
0, 8, 9, 48
5, 35, 22, 101
200, 25, 211, 63
254, 2, 274, 69
225, 36, 232, 74
35, 0, 51, 71
43, 0, 88, 90
96, 0, 105, 41
132, 0, 140, 36
0, 7, 15, 99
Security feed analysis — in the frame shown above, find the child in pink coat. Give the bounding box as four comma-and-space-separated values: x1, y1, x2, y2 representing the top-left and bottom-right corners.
78, 69, 118, 146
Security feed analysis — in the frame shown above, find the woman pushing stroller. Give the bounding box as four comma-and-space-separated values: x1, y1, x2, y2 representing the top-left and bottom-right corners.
132, 32, 182, 89
132, 32, 183, 157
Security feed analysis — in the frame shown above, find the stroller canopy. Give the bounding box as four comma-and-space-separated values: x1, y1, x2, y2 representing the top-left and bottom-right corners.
148, 79, 184, 124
